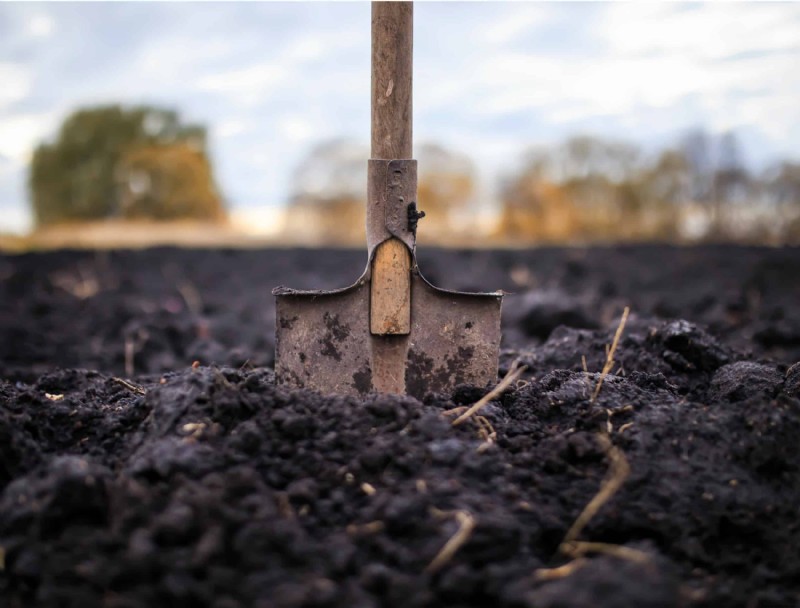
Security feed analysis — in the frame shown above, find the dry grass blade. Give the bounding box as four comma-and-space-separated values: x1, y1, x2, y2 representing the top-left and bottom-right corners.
425, 510, 476, 574
451, 360, 526, 426
561, 433, 630, 546
475, 415, 497, 453
177, 281, 203, 315
124, 337, 135, 377
441, 405, 467, 417
532, 434, 642, 582
50, 265, 100, 300
111, 377, 147, 396
533, 558, 587, 582
473, 415, 494, 441
346, 521, 385, 536
561, 541, 650, 563
591, 307, 630, 403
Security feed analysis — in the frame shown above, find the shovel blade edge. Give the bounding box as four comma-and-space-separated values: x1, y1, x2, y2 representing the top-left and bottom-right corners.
275, 273, 502, 399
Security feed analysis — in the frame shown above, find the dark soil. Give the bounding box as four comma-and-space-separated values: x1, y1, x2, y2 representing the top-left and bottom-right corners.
1, 244, 799, 607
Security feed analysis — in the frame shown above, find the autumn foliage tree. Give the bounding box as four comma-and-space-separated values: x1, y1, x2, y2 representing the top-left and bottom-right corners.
285, 139, 368, 245
285, 139, 479, 245
29, 105, 225, 226
496, 161, 579, 242
416, 143, 477, 239
284, 131, 797, 246
497, 136, 689, 243
118, 143, 224, 221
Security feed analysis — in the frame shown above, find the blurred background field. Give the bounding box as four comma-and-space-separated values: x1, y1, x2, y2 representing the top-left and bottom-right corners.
1, 2, 798, 250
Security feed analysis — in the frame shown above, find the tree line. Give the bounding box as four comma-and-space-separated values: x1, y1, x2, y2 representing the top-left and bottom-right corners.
286, 131, 800, 245
496, 131, 800, 243
29, 105, 799, 245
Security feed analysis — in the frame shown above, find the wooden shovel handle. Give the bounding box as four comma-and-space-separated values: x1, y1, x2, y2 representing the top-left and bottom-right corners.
370, 1, 413, 335
371, 1, 412, 159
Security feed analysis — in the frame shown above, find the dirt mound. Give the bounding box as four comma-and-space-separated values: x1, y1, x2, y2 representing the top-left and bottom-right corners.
1, 245, 800, 607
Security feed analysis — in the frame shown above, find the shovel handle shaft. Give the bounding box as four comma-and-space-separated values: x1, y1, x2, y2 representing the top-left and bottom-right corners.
371, 1, 413, 159
370, 1, 414, 337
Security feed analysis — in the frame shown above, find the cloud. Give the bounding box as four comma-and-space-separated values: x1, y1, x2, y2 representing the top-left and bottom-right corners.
0, 63, 31, 110
429, 2, 800, 152
279, 116, 316, 144
481, 5, 553, 45
197, 63, 288, 100
215, 119, 246, 139
0, 201, 32, 234
0, 113, 57, 165
598, 3, 800, 60
28, 13, 55, 39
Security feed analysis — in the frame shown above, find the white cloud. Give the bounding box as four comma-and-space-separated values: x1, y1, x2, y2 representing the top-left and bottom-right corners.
196, 63, 288, 106
283, 35, 330, 64
462, 2, 799, 143
216, 119, 246, 139
0, 202, 32, 235
280, 116, 316, 144
0, 113, 57, 166
28, 13, 55, 38
599, 3, 800, 60
0, 63, 31, 110
482, 5, 552, 45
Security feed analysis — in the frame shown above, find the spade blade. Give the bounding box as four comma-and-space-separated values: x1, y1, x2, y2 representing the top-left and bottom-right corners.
274, 270, 502, 400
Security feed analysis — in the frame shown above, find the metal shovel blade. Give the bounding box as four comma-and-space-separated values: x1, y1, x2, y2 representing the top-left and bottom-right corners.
273, 3, 502, 398
274, 271, 502, 399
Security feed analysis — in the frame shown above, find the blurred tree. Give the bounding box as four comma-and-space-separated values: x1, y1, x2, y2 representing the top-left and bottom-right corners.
118, 143, 225, 221
286, 139, 368, 245
766, 162, 800, 206
416, 143, 477, 238
709, 131, 750, 236
497, 130, 798, 245
632, 149, 689, 239
555, 136, 643, 239
681, 128, 714, 203
679, 128, 757, 238
764, 162, 800, 241
29, 105, 225, 225
560, 136, 640, 183
497, 136, 689, 243
285, 139, 479, 245
496, 168, 578, 242
644, 149, 691, 205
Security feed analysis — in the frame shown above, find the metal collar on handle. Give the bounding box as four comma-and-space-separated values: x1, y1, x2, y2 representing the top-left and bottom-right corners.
366, 158, 419, 260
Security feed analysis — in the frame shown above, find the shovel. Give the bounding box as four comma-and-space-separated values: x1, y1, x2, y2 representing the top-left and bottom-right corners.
273, 1, 502, 399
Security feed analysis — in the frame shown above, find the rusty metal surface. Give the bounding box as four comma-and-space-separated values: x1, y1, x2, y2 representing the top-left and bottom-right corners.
367, 159, 417, 257
274, 268, 502, 399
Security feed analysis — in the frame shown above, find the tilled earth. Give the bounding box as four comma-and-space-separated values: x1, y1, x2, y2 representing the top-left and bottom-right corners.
1, 245, 799, 607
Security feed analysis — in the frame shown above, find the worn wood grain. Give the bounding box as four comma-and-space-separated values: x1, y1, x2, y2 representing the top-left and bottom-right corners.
371, 1, 413, 160
370, 238, 411, 334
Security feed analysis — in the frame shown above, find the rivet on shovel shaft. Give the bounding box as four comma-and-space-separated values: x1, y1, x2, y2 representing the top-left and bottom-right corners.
273, 1, 503, 398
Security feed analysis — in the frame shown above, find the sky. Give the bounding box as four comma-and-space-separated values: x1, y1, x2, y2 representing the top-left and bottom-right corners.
0, 1, 798, 234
